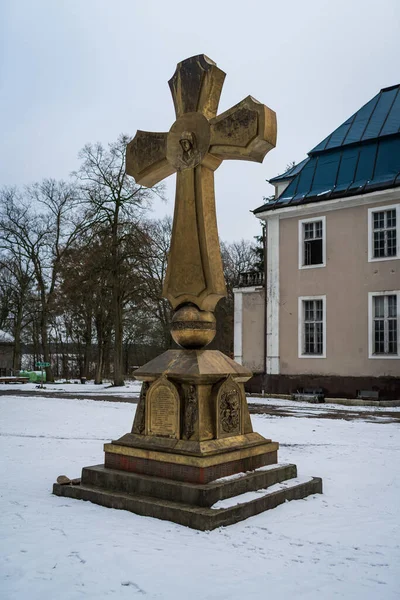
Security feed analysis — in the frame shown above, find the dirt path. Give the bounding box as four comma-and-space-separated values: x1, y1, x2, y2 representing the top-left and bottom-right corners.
1, 388, 399, 423
0, 388, 139, 403
248, 402, 400, 423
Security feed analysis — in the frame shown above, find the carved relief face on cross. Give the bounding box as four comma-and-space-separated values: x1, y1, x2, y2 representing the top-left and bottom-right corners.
126, 54, 276, 315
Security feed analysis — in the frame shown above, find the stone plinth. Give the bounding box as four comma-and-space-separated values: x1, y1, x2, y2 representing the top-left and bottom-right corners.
53, 463, 322, 531
53, 348, 323, 529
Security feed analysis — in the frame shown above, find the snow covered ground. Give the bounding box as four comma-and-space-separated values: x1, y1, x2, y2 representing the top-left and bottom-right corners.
0, 379, 142, 397
1, 394, 399, 599
247, 395, 400, 411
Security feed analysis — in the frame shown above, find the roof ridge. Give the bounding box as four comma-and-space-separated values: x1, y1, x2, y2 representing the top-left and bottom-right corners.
380, 84, 400, 92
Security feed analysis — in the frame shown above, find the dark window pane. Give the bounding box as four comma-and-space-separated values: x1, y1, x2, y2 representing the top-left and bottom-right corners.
374, 320, 385, 353
374, 296, 384, 318
373, 231, 385, 257
304, 223, 314, 239
388, 295, 397, 317
388, 320, 397, 354
303, 299, 324, 355
387, 209, 396, 229
315, 221, 323, 238
304, 322, 313, 353
373, 295, 398, 355
387, 230, 397, 256
304, 239, 323, 265
316, 300, 323, 321
315, 322, 323, 354
374, 212, 385, 230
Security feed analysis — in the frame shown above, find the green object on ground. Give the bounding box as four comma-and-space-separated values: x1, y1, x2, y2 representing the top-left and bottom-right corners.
19, 370, 46, 383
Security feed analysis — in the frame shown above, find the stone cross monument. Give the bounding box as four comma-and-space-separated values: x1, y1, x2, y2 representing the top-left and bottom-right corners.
53, 55, 322, 530
126, 54, 276, 321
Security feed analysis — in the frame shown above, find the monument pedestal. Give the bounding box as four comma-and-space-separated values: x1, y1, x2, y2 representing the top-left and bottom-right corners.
53, 349, 322, 530
53, 463, 322, 531
53, 55, 322, 529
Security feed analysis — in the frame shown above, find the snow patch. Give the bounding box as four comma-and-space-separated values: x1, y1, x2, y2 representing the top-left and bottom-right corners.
211, 476, 313, 509
0, 394, 399, 599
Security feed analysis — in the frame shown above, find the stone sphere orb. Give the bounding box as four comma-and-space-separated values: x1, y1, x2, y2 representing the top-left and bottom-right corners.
171, 304, 216, 349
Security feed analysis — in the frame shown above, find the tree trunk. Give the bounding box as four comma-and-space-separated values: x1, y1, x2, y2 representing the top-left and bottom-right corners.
111, 208, 124, 387
32, 316, 40, 370
113, 293, 124, 386
83, 312, 92, 379
94, 343, 104, 384
40, 315, 54, 382
12, 302, 23, 371
94, 316, 105, 384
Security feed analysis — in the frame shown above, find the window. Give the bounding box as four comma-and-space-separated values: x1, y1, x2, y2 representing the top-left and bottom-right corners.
298, 296, 326, 358
299, 216, 326, 269
368, 204, 400, 262
369, 292, 399, 358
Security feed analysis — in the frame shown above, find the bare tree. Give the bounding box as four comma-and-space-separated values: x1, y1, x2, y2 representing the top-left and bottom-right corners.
0, 181, 87, 381
0, 249, 35, 370
57, 229, 115, 383
136, 216, 172, 348
74, 134, 164, 386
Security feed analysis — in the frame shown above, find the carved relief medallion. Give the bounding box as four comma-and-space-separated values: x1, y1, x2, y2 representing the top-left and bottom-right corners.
146, 376, 180, 439
214, 376, 244, 438
131, 381, 149, 434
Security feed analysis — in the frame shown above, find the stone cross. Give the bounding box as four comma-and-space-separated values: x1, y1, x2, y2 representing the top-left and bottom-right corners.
126, 54, 276, 313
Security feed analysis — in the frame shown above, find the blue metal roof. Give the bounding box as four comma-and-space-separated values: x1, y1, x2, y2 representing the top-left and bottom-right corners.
254, 84, 400, 214
268, 158, 309, 183
311, 85, 400, 153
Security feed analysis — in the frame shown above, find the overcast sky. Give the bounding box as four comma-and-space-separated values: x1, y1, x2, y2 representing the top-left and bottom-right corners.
1, 0, 399, 242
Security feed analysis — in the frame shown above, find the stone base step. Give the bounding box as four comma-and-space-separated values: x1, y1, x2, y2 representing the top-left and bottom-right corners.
80, 463, 298, 507
53, 470, 322, 531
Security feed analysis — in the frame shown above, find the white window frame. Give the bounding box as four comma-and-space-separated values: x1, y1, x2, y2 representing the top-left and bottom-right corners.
368, 204, 400, 262
298, 216, 326, 270
368, 291, 400, 359
298, 295, 327, 359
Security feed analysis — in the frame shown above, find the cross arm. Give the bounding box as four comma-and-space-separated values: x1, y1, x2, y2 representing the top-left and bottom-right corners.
168, 54, 226, 120
208, 96, 277, 163
126, 131, 176, 187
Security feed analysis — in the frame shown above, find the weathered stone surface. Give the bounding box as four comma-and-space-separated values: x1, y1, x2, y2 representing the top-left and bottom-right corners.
111, 432, 269, 457
133, 349, 252, 383
53, 473, 322, 531
104, 443, 278, 484
214, 376, 244, 438
80, 463, 298, 507
126, 55, 276, 314
56, 475, 71, 485
146, 376, 180, 439
131, 382, 148, 434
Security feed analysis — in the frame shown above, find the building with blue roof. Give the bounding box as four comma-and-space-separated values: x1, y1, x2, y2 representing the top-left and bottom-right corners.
255, 85, 400, 213
234, 86, 400, 399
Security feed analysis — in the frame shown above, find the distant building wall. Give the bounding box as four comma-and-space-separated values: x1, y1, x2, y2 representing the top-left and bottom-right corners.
233, 286, 265, 373
279, 197, 399, 378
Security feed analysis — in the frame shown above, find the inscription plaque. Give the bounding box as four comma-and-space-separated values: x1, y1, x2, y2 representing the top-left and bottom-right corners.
146, 376, 180, 438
